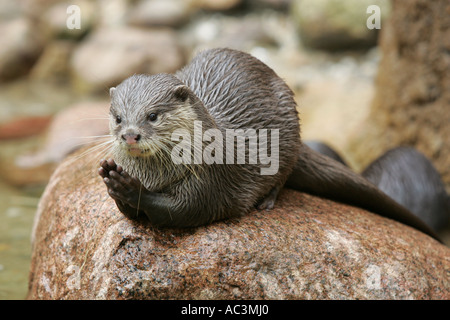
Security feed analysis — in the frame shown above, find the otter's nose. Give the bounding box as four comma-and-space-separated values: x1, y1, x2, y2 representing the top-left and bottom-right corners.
122, 133, 141, 145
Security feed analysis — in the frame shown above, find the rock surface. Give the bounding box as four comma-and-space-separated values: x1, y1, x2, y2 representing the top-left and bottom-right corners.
27, 150, 449, 299
351, 0, 450, 186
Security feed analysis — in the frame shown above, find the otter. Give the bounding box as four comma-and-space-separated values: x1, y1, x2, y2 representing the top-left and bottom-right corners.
362, 147, 450, 232
304, 140, 347, 166
98, 48, 440, 241
303, 142, 449, 232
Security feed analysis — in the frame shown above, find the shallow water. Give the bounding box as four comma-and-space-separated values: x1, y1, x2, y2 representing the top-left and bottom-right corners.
0, 184, 41, 299
0, 80, 81, 299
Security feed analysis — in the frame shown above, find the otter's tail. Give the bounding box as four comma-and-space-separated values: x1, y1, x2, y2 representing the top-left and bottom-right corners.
285, 144, 441, 242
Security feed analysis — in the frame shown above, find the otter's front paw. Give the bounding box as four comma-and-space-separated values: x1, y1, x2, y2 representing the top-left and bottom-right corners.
98, 158, 121, 177
98, 159, 145, 219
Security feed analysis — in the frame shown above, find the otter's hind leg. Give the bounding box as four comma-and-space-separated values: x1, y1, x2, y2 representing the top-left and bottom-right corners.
256, 185, 281, 210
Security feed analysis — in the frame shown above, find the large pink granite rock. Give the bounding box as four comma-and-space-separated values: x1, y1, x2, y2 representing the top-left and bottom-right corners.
27, 150, 449, 299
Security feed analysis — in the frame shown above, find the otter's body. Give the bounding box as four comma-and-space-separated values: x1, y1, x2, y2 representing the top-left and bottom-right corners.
101, 49, 299, 227
362, 147, 450, 231
99, 48, 440, 241
302, 142, 449, 232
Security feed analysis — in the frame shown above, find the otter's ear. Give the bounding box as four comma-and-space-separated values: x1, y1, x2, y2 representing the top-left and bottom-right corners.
109, 87, 116, 97
172, 85, 190, 102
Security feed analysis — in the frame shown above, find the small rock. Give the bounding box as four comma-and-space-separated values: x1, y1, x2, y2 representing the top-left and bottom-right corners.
29, 40, 75, 83
127, 0, 191, 28
290, 0, 391, 51
0, 116, 52, 140
70, 27, 185, 93
190, 0, 242, 11
184, 12, 295, 54
41, 0, 96, 39
1, 101, 109, 187
244, 0, 292, 11
0, 0, 23, 20
27, 149, 450, 299
16, 100, 110, 169
0, 19, 44, 81
96, 0, 130, 27
17, 0, 61, 17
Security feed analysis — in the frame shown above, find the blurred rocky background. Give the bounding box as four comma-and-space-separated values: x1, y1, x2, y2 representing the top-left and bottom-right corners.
0, 0, 448, 299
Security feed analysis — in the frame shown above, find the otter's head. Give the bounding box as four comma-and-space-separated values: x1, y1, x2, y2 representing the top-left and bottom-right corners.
109, 74, 200, 158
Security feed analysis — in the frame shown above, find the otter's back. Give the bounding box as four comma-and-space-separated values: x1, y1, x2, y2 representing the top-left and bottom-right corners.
176, 48, 299, 134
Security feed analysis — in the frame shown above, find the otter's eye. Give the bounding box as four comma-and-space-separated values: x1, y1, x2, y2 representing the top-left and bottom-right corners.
148, 113, 158, 122
115, 115, 122, 124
